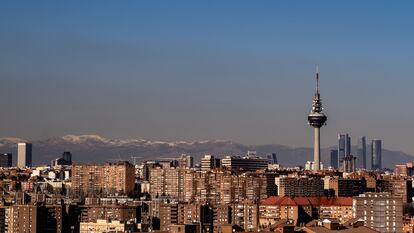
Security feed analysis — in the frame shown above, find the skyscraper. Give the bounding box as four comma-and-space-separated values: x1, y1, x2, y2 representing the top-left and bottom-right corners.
266, 153, 278, 164
357, 136, 366, 169
371, 139, 382, 170
342, 155, 356, 173
0, 153, 12, 167
307, 65, 327, 171
17, 143, 32, 168
330, 149, 338, 168
337, 133, 351, 166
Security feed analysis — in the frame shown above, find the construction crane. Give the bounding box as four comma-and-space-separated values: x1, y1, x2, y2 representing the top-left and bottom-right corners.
105, 152, 124, 163
131, 156, 143, 165
156, 157, 179, 160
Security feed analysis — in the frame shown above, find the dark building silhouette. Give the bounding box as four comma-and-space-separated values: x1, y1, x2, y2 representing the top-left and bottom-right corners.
371, 139, 382, 170
357, 136, 367, 169
0, 153, 12, 167
266, 153, 278, 164
330, 150, 338, 168
51, 152, 73, 166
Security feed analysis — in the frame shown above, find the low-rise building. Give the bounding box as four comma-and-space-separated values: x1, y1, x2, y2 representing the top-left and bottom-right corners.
80, 219, 134, 233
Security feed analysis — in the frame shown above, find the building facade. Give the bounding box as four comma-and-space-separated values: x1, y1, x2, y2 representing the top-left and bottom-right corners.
71, 162, 135, 196
17, 143, 32, 168
353, 192, 403, 233
275, 177, 324, 197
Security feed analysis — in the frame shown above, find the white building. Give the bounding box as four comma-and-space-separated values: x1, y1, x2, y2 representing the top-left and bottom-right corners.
17, 143, 32, 168
80, 219, 134, 233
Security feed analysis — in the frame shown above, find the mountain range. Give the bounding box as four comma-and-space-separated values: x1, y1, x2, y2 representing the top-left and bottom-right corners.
0, 134, 412, 169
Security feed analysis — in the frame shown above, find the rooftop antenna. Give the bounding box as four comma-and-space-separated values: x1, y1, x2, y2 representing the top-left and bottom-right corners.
316, 64, 319, 93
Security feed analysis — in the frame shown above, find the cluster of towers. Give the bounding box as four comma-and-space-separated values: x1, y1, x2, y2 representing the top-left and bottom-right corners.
307, 66, 382, 171
330, 134, 382, 170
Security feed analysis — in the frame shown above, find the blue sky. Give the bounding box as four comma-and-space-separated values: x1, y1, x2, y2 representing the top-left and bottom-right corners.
1, 1, 414, 154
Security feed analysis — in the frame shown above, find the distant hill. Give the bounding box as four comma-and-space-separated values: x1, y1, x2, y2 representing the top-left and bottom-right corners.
0, 135, 412, 169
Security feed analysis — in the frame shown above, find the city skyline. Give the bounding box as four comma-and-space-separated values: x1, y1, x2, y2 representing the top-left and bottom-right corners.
1, 1, 414, 156
1, 2, 414, 233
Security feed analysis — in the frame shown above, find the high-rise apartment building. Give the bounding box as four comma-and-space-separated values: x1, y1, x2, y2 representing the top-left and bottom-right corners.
0, 153, 12, 167
7, 205, 63, 233
395, 163, 414, 177
338, 134, 351, 166
80, 203, 138, 224
371, 139, 382, 170
275, 176, 324, 197
357, 136, 367, 169
17, 143, 32, 168
353, 192, 403, 233
325, 177, 367, 197
178, 154, 193, 168
71, 162, 135, 196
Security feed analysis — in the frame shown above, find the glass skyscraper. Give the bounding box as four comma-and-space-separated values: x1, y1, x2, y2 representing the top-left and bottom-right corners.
330, 149, 338, 168
338, 133, 351, 166
371, 139, 382, 170
357, 136, 366, 169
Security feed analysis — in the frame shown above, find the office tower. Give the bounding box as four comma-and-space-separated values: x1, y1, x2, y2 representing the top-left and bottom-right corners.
342, 155, 357, 173
371, 139, 382, 169
17, 142, 32, 168
0, 153, 12, 167
62, 151, 72, 162
221, 155, 269, 172
353, 192, 403, 233
51, 151, 73, 166
357, 136, 367, 169
186, 155, 194, 168
330, 150, 338, 168
266, 153, 278, 164
307, 66, 327, 171
337, 134, 351, 166
200, 155, 220, 171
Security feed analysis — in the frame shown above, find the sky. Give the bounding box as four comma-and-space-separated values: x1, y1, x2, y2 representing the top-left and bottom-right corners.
1, 1, 414, 154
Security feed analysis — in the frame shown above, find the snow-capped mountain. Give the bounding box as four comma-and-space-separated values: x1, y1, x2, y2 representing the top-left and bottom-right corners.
0, 134, 412, 169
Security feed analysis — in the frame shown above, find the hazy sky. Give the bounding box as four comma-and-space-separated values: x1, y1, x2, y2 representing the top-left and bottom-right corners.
1, 1, 414, 154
